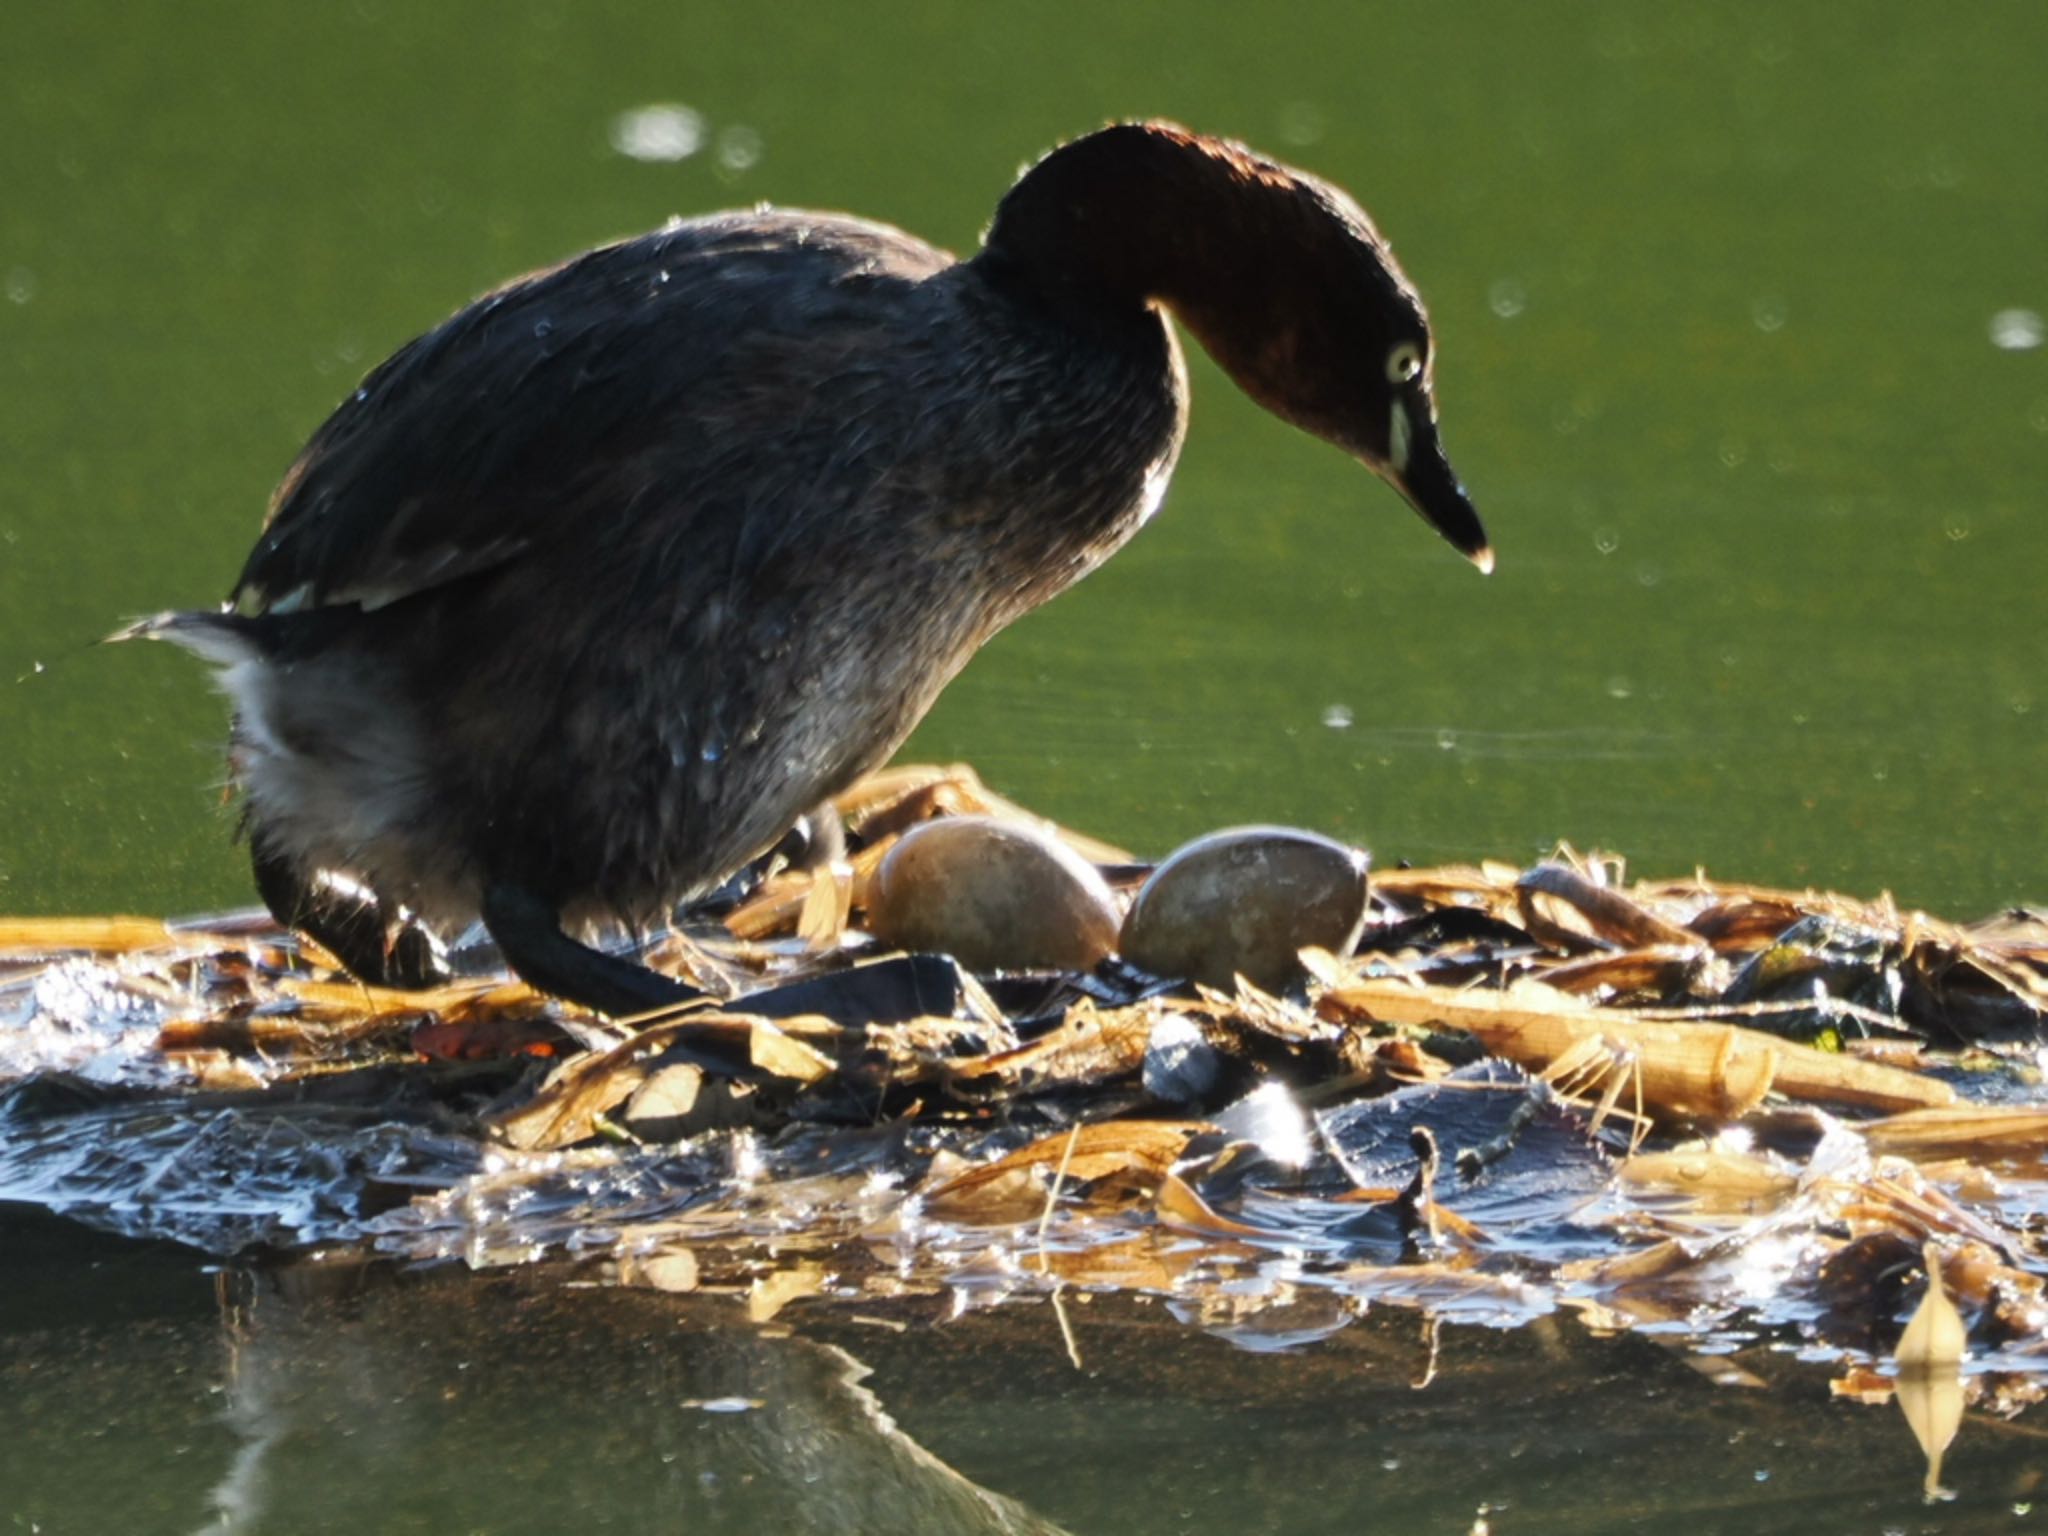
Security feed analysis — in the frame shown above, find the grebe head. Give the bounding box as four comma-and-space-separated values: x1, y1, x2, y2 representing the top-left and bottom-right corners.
986, 122, 1491, 571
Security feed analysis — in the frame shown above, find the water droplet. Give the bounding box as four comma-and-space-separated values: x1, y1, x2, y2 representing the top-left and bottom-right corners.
1871, 763, 1889, 781
1435, 729, 1458, 752
353, 388, 369, 404
693, 1396, 759, 1414
2029, 398, 2048, 433
1718, 437, 1748, 469
1990, 308, 2044, 350
4, 267, 36, 305
1943, 513, 1971, 541
1753, 1469, 1770, 1483
716, 124, 763, 174
1277, 101, 1325, 146
699, 742, 724, 764
532, 318, 553, 339
1321, 704, 1354, 730
1634, 563, 1661, 588
1606, 676, 1633, 700
609, 103, 705, 163
1593, 528, 1620, 555
1488, 278, 1526, 319
2013, 692, 2034, 716
1750, 296, 1787, 332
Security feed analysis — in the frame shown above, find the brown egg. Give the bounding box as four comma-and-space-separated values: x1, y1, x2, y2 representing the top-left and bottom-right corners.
864, 815, 1122, 973
1120, 826, 1371, 990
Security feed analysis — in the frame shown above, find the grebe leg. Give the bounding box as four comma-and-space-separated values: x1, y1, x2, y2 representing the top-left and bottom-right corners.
480, 880, 707, 1021
251, 843, 449, 989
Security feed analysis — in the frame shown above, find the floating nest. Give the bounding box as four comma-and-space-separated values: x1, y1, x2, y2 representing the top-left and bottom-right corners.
4, 763, 2047, 1447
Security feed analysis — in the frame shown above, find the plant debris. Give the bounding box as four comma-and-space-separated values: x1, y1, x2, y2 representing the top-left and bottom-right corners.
4, 762, 2047, 1412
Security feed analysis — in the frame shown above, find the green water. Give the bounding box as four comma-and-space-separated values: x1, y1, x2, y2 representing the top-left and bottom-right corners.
2, 1231, 2027, 1535
3, 2, 2043, 921
3, 8, 2047, 1528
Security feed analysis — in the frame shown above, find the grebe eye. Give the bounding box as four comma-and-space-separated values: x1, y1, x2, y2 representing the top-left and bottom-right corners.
1385, 341, 1424, 384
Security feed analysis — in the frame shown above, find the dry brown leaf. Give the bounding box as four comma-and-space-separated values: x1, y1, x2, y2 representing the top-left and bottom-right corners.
796, 861, 854, 951
1865, 1104, 2048, 1154
1562, 1237, 1700, 1287
1896, 1242, 1966, 1496
0, 915, 180, 954
829, 761, 1131, 865
157, 1010, 416, 1055
1155, 1170, 1273, 1237
1618, 1147, 1798, 1213
742, 1016, 839, 1083
947, 997, 1155, 1092
1682, 898, 1811, 954
274, 974, 534, 1018
727, 838, 896, 942
1518, 863, 1702, 951
1540, 945, 1715, 998
1327, 975, 1953, 1117
491, 1013, 833, 1151
922, 1120, 1208, 1222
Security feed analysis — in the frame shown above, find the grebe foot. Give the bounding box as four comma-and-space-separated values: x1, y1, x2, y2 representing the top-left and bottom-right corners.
252, 845, 450, 989
480, 880, 706, 1021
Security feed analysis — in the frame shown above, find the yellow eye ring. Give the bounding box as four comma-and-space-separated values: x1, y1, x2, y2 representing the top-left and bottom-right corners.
1385, 341, 1424, 384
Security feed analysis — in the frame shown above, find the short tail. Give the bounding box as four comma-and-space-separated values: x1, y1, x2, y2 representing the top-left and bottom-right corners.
106, 609, 264, 667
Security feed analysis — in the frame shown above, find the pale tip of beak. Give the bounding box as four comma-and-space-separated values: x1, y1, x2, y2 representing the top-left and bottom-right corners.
1468, 544, 1495, 576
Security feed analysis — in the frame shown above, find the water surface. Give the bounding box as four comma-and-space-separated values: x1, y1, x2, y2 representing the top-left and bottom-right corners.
1, 2, 2041, 919
1, 4, 2045, 1530
4, 1218, 2031, 1534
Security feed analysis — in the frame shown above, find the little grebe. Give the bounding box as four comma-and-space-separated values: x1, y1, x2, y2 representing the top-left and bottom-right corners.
124, 121, 1489, 1017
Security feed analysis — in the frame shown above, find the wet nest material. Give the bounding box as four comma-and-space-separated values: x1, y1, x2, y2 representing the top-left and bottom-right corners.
5, 764, 2048, 1415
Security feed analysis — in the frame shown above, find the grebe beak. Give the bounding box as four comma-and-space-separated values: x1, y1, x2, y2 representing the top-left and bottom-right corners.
1380, 395, 1492, 573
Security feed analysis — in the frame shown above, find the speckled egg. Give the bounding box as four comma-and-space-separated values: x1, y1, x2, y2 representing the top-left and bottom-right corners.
1120, 826, 1370, 990
864, 815, 1122, 973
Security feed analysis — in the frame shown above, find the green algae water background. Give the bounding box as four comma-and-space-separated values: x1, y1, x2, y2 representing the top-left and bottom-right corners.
5, 8, 2048, 1532
1, 1, 2043, 921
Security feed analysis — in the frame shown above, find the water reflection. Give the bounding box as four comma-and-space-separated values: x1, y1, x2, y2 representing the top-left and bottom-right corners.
191, 1263, 1068, 1535
3, 1237, 2039, 1535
